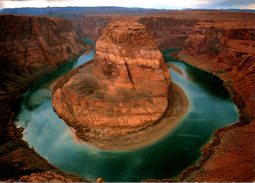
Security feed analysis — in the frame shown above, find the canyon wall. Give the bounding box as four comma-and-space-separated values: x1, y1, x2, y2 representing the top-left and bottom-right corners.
0, 14, 88, 99
70, 11, 254, 50
70, 13, 199, 49
70, 15, 124, 40
0, 15, 88, 181
138, 16, 197, 49
178, 19, 255, 181
179, 21, 255, 121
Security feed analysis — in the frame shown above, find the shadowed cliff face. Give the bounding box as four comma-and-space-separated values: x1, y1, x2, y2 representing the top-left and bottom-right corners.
0, 15, 88, 99
70, 11, 255, 50
178, 20, 255, 182
71, 14, 197, 50
52, 20, 174, 149
71, 15, 124, 41
138, 17, 197, 49
0, 15, 89, 181
71, 15, 197, 50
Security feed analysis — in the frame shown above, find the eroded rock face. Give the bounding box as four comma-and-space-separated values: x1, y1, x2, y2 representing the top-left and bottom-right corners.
71, 11, 254, 50
139, 16, 197, 49
71, 14, 197, 49
178, 20, 255, 182
71, 15, 123, 41
179, 21, 255, 120
0, 15, 88, 98
0, 15, 89, 181
52, 20, 172, 148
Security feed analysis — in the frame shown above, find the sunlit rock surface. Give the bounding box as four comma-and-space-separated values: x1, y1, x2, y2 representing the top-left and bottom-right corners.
52, 20, 173, 148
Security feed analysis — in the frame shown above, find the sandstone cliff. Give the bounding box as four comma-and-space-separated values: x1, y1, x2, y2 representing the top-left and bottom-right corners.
53, 20, 188, 150
179, 21, 255, 121
0, 15, 89, 99
71, 15, 123, 41
71, 14, 197, 49
178, 20, 255, 182
70, 11, 254, 50
0, 15, 89, 181
138, 16, 197, 49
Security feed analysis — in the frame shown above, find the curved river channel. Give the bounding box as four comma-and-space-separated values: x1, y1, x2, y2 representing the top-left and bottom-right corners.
15, 47, 239, 181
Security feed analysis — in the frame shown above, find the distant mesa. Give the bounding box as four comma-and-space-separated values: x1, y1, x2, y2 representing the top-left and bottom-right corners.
52, 20, 188, 150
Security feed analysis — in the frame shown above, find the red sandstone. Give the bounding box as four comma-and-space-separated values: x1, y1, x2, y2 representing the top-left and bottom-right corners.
178, 19, 255, 182
0, 15, 89, 181
52, 20, 188, 149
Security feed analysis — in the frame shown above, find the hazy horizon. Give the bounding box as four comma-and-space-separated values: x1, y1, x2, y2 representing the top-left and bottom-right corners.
0, 0, 255, 10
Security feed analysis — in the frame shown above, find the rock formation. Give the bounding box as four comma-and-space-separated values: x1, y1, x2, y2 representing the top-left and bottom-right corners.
178, 20, 255, 181
70, 11, 254, 50
138, 16, 197, 49
53, 20, 187, 149
71, 14, 198, 49
71, 15, 124, 41
3, 10, 254, 181
0, 15, 89, 181
0, 14, 89, 99
179, 20, 255, 121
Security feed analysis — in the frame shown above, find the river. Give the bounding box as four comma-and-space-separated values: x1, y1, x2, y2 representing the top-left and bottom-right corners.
15, 47, 239, 181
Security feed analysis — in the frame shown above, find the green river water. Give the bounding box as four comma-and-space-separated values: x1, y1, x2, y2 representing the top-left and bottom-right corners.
15, 47, 239, 181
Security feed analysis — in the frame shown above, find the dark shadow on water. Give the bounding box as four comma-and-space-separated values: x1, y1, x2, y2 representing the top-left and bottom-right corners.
185, 65, 229, 99
162, 48, 229, 99
162, 48, 182, 62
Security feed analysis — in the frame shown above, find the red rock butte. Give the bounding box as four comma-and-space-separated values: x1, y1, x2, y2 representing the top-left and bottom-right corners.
52, 20, 187, 149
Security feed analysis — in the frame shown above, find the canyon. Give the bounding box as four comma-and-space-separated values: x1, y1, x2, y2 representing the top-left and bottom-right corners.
0, 15, 89, 181
0, 9, 254, 182
58, 10, 255, 181
52, 20, 188, 150
70, 12, 255, 181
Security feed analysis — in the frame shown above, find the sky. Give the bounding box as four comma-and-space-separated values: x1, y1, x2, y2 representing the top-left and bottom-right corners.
0, 0, 255, 9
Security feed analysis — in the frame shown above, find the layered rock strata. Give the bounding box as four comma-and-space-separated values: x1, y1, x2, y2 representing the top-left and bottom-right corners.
0, 15, 89, 181
178, 21, 255, 181
53, 20, 187, 149
70, 11, 255, 50
71, 15, 123, 41
0, 15, 89, 99
71, 14, 197, 49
